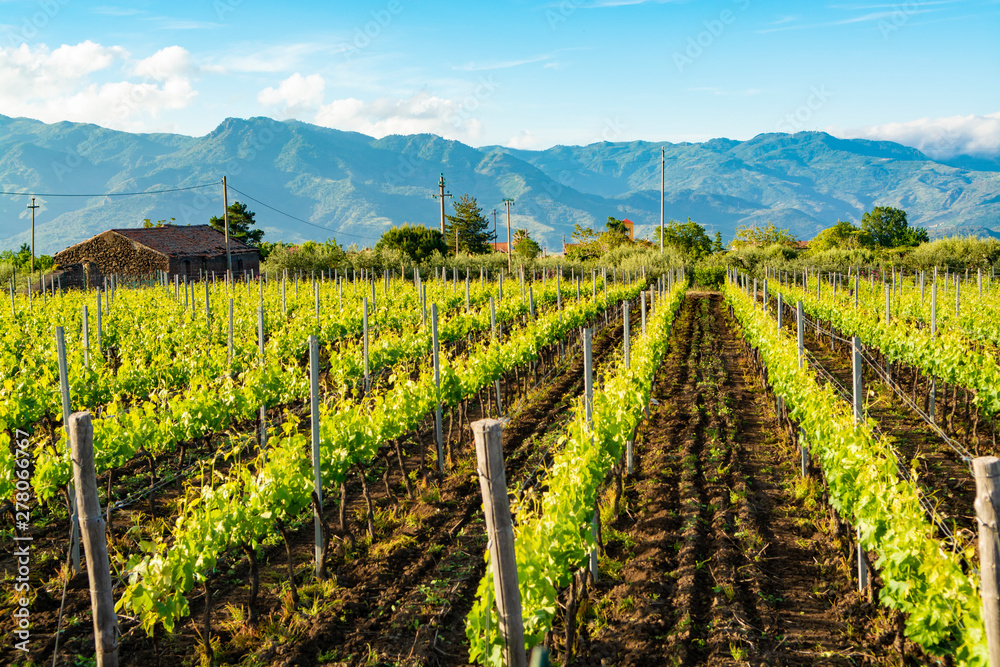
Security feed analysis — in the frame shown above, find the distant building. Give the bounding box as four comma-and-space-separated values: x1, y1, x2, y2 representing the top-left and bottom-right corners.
621, 218, 635, 240
490, 241, 511, 254
794, 240, 810, 251
54, 225, 259, 279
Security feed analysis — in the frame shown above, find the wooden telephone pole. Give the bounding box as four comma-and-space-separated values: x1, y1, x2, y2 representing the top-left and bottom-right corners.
222, 177, 231, 278
660, 147, 665, 253
433, 174, 452, 235
503, 198, 514, 273
27, 197, 39, 275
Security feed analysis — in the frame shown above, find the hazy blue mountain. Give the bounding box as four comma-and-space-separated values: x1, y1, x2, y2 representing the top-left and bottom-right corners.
0, 114, 997, 255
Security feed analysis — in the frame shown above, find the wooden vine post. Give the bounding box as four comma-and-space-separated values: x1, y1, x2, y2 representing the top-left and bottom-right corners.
471, 419, 527, 667
852, 336, 869, 592
583, 327, 598, 582
432, 304, 445, 473
69, 411, 120, 667
973, 456, 1000, 666
308, 335, 324, 576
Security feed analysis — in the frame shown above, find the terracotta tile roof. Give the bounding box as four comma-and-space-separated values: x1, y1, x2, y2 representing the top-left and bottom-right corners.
113, 225, 256, 258
491, 241, 511, 253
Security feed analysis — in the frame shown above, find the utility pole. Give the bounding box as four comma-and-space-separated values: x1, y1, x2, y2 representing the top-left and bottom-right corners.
492, 208, 498, 244
433, 173, 452, 235
503, 198, 514, 273
660, 147, 665, 253
222, 177, 232, 279
27, 197, 39, 275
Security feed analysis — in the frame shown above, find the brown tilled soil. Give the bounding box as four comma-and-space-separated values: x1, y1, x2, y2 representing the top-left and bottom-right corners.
566, 293, 914, 666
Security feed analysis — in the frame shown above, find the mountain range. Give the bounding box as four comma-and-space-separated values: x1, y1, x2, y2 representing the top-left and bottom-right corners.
0, 114, 998, 256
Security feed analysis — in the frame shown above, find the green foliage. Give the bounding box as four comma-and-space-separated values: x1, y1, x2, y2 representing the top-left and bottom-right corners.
730, 222, 798, 249
209, 201, 264, 247
512, 229, 542, 261
659, 218, 712, 258
728, 281, 988, 664
693, 264, 725, 288
466, 277, 686, 662
605, 216, 628, 236
261, 239, 346, 274
903, 235, 1000, 270
861, 206, 927, 248
807, 220, 873, 253
445, 194, 494, 255
375, 224, 448, 264
711, 232, 724, 253
142, 217, 175, 229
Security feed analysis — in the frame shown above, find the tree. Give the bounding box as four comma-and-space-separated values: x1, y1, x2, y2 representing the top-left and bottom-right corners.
860, 206, 928, 248
808, 220, 873, 253
143, 217, 175, 228
711, 232, 724, 253
445, 194, 494, 254
659, 218, 712, 258
209, 201, 264, 247
512, 229, 542, 261
730, 222, 798, 249
375, 224, 448, 264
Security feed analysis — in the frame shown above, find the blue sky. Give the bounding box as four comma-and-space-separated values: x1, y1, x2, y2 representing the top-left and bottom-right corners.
1, 0, 997, 157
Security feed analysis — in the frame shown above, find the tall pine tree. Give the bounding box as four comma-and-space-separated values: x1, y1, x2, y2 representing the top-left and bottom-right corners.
445, 194, 494, 255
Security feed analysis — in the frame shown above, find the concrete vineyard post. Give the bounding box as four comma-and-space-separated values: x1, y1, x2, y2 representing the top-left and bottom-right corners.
69, 412, 119, 667
466, 276, 470, 313
796, 301, 804, 370
228, 299, 234, 367
777, 293, 783, 330
363, 298, 370, 395
308, 335, 323, 576
258, 307, 267, 452
56, 327, 81, 575
854, 274, 859, 314
205, 279, 210, 332
641, 292, 647, 336
930, 277, 937, 422
885, 284, 892, 383
529, 285, 535, 320
96, 289, 103, 357
973, 456, 1000, 667
490, 297, 502, 416
432, 304, 444, 473
82, 305, 90, 370
471, 419, 527, 667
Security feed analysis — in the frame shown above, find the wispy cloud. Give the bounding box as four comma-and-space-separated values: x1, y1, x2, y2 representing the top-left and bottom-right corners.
829, 112, 1000, 158
757, 8, 936, 33
689, 87, 761, 96
454, 54, 554, 71
90, 6, 144, 17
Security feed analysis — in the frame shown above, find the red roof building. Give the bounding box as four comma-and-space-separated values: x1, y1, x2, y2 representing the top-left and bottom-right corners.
54, 224, 260, 279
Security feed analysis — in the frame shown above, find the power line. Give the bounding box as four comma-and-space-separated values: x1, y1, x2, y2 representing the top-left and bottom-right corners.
226, 184, 381, 244
0, 183, 218, 197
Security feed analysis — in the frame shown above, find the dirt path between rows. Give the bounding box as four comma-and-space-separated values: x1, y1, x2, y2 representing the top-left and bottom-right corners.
572, 292, 907, 666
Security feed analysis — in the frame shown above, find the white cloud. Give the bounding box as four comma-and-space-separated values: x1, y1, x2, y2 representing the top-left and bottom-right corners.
830, 112, 1000, 158
315, 91, 483, 141
506, 130, 541, 150
0, 41, 197, 131
258, 73, 325, 115
134, 45, 192, 81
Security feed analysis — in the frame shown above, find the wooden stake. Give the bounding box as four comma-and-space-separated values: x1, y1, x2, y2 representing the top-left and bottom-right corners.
69, 412, 119, 667
974, 456, 1000, 667
472, 419, 527, 667
308, 335, 323, 576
